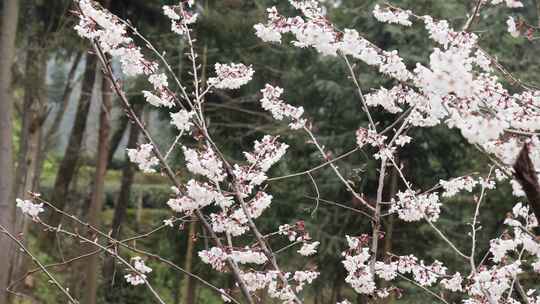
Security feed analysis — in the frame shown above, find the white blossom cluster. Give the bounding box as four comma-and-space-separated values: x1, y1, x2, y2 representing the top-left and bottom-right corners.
297, 241, 320, 256
389, 190, 441, 222
162, 2, 198, 36
253, 3, 411, 80
125, 257, 152, 286
260, 84, 306, 129
183, 146, 226, 182
167, 180, 229, 214
208, 63, 255, 90
170, 109, 195, 132
16, 198, 44, 220
238, 269, 319, 302
341, 235, 397, 297
492, 0, 524, 8
372, 5, 412, 27
127, 144, 159, 173
507, 16, 520, 37
74, 0, 199, 135
198, 247, 268, 271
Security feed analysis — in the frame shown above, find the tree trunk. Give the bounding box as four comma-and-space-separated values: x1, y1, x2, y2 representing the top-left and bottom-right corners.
110, 104, 143, 239
180, 220, 197, 304
10, 10, 49, 296
43, 53, 97, 244
107, 114, 128, 166
33, 52, 83, 192
82, 74, 113, 304
103, 102, 143, 283
0, 0, 20, 303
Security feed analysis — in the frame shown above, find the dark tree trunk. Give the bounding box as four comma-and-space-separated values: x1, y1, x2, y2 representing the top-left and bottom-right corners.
83, 74, 113, 304
103, 102, 143, 284
0, 1, 20, 302
107, 114, 128, 166
10, 10, 49, 295
43, 53, 97, 244
513, 144, 540, 235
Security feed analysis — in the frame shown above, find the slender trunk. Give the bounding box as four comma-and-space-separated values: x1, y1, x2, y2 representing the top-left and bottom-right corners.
43, 52, 83, 152
103, 102, 143, 283
83, 74, 113, 304
10, 17, 49, 296
43, 53, 97, 245
0, 1, 20, 303
181, 220, 197, 304
34, 53, 83, 192
107, 114, 128, 166
110, 104, 143, 239
380, 165, 399, 304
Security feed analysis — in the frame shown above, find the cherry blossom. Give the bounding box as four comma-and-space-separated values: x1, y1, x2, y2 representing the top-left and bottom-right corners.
260, 84, 306, 129
297, 241, 320, 256
16, 198, 45, 219
127, 144, 159, 173
125, 257, 152, 286
507, 16, 520, 37
170, 110, 195, 132
372, 4, 412, 27
208, 63, 254, 90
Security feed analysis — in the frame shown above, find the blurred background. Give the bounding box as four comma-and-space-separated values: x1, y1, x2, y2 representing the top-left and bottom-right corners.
0, 0, 539, 303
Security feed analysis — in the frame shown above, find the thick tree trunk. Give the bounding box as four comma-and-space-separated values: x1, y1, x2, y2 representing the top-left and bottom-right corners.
82, 75, 113, 304
0, 1, 20, 303
43, 53, 97, 244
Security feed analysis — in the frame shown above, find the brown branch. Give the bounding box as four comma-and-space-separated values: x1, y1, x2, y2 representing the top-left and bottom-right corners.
513, 144, 540, 234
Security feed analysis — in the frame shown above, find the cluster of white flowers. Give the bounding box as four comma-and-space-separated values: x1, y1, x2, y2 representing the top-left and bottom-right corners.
183, 146, 226, 182
231, 135, 289, 196
394, 135, 412, 147
390, 190, 441, 222
492, 0, 524, 8
208, 63, 255, 90
125, 257, 152, 286
163, 2, 198, 35
395, 255, 456, 289
142, 90, 174, 108
245, 135, 289, 172
423, 16, 453, 46
441, 272, 463, 292
356, 128, 387, 149
297, 241, 320, 256
167, 180, 226, 214
260, 84, 306, 129
75, 0, 188, 113
170, 109, 195, 132
127, 144, 159, 173
372, 5, 412, 26
238, 270, 317, 302
439, 176, 479, 197
253, 3, 412, 81
342, 236, 376, 295
468, 262, 523, 302
365, 86, 404, 114
198, 247, 267, 271
507, 16, 520, 37
16, 198, 44, 219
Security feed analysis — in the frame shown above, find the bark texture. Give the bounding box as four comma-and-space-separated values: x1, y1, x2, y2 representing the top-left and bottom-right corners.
513, 144, 540, 235
44, 53, 97, 242
82, 75, 113, 304
0, 0, 20, 302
